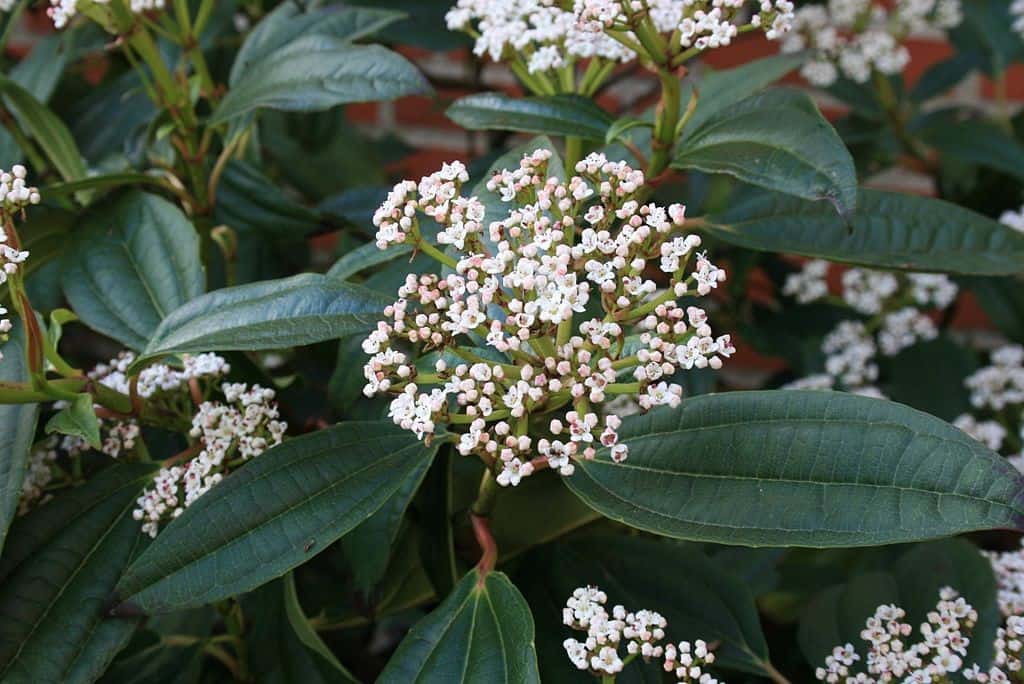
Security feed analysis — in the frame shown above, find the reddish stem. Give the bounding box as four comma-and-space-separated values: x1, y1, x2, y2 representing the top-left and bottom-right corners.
470, 512, 497, 580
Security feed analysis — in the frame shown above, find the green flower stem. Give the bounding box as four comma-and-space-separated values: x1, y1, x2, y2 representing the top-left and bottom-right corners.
648, 68, 682, 178
417, 238, 459, 270
564, 136, 584, 176
0, 379, 87, 403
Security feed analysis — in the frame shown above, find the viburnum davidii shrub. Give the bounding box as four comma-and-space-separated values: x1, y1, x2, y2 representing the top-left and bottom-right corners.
2, 0, 1024, 682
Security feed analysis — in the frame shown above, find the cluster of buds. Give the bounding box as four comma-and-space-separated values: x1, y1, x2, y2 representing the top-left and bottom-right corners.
17, 437, 60, 516
59, 351, 231, 460
446, 1, 793, 94
952, 345, 1024, 473
781, 0, 962, 87
578, 0, 795, 47
561, 586, 719, 682
563, 586, 672, 677
781, 260, 957, 397
133, 382, 287, 538
47, 0, 165, 29
966, 542, 1024, 681
364, 151, 733, 488
816, 588, 979, 682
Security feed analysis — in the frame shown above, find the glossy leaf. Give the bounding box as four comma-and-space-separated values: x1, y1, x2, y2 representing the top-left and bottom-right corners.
674, 89, 857, 212
342, 453, 432, 592
43, 173, 165, 201
916, 109, 1024, 182
215, 160, 323, 238
244, 575, 359, 684
213, 38, 430, 125
682, 51, 807, 132
378, 569, 541, 684
0, 323, 39, 553
45, 393, 101, 450
137, 273, 388, 365
0, 465, 155, 683
0, 75, 86, 182
520, 536, 773, 678
566, 390, 1024, 547
230, 3, 404, 84
115, 421, 439, 613
328, 241, 413, 281
704, 188, 1024, 275
62, 192, 205, 351
447, 92, 613, 140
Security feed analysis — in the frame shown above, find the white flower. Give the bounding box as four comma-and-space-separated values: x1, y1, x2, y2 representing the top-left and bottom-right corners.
782, 0, 963, 87
47, 0, 164, 29
783, 259, 830, 303
1001, 204, 1024, 234
133, 382, 286, 537
361, 151, 730, 488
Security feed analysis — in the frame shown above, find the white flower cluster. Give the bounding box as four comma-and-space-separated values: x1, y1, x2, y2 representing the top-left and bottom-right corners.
364, 151, 733, 488
17, 437, 59, 516
816, 588, 979, 683
0, 164, 40, 214
0, 0, 15, 12
561, 586, 720, 682
781, 0, 962, 87
1000, 205, 1024, 235
964, 346, 1024, 413
446, 0, 633, 75
447, 1, 793, 81
47, 0, 164, 29
1013, 0, 1024, 41
782, 260, 956, 395
58, 351, 232, 460
133, 382, 286, 538
577, 0, 795, 47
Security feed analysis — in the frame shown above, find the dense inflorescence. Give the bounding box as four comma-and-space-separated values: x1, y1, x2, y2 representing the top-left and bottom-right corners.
816, 588, 981, 682
781, 259, 957, 397
363, 151, 733, 488
561, 585, 720, 682
133, 382, 287, 537
446, 1, 793, 92
781, 0, 962, 87
951, 345, 1024, 474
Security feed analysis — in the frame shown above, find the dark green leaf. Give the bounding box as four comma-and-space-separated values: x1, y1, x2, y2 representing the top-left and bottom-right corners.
605, 117, 653, 145
886, 336, 977, 421
520, 536, 773, 678
968, 276, 1024, 342
244, 575, 359, 684
911, 53, 982, 102
328, 241, 413, 281
342, 451, 432, 592
43, 173, 165, 201
378, 569, 541, 684
916, 109, 1024, 182
213, 39, 430, 125
566, 390, 1024, 547
0, 75, 87, 182
0, 464, 155, 683
705, 188, 1024, 275
62, 192, 205, 351
447, 93, 612, 140
675, 89, 857, 212
682, 51, 807, 132
45, 393, 101, 450
137, 273, 388, 365
215, 161, 323, 238
115, 421, 439, 613
0, 322, 39, 553
230, 3, 405, 85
